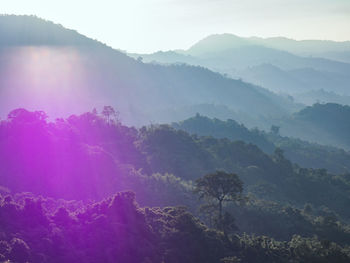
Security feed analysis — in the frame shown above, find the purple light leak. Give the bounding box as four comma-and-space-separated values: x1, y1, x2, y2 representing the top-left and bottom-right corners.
0, 45, 156, 201
0, 43, 171, 259
0, 46, 94, 118
0, 107, 144, 200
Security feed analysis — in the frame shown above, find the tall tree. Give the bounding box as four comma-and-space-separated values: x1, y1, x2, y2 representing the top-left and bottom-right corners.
194, 171, 243, 235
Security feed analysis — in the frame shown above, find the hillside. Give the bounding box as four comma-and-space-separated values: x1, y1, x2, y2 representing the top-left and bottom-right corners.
173, 114, 350, 174
2, 191, 350, 263
0, 15, 295, 127
0, 15, 99, 46
294, 89, 350, 106
187, 34, 350, 60
238, 64, 350, 97
2, 5, 350, 263
1, 108, 350, 221
133, 34, 350, 105
2, 108, 350, 252
278, 103, 350, 150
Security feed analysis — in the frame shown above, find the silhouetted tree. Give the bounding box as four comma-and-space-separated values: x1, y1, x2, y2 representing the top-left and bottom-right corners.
194, 171, 243, 235
102, 106, 119, 124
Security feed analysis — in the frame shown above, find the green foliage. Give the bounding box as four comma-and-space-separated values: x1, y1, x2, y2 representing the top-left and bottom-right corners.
174, 113, 350, 174
2, 109, 350, 261
140, 124, 350, 221
237, 234, 350, 263
173, 114, 275, 153
194, 171, 243, 203
138, 125, 214, 180
194, 171, 243, 235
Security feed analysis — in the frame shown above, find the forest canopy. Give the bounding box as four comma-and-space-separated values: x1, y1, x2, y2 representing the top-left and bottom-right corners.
1, 108, 350, 262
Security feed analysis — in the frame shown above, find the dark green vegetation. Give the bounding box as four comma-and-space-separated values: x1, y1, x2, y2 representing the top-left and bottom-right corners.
141, 122, 350, 224
173, 113, 350, 174
1, 108, 350, 262
194, 171, 244, 236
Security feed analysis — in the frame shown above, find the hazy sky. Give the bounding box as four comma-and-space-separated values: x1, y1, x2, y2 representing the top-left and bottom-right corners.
1, 0, 350, 53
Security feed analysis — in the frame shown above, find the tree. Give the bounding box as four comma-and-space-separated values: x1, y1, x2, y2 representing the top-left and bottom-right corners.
7, 108, 47, 123
270, 125, 280, 135
102, 106, 119, 125
194, 171, 243, 235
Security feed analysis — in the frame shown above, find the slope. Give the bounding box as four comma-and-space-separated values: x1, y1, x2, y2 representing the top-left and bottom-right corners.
0, 15, 292, 127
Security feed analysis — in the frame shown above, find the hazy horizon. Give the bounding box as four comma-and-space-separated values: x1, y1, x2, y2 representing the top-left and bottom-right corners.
1, 0, 350, 53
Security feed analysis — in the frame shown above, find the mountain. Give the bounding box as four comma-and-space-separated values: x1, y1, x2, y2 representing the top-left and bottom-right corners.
238, 64, 305, 94
186, 34, 251, 56
277, 103, 350, 150
293, 89, 350, 106
140, 40, 350, 75
133, 34, 350, 103
250, 37, 350, 63
0, 15, 297, 127
173, 114, 350, 174
2, 14, 350, 263
3, 108, 350, 225
319, 51, 350, 64
172, 114, 275, 153
0, 15, 95, 46
184, 34, 350, 75
238, 64, 350, 97
187, 34, 350, 62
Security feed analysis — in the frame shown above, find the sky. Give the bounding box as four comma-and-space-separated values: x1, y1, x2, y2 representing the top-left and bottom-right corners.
1, 0, 350, 53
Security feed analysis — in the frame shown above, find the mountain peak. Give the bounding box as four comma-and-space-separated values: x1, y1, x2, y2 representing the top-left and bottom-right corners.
187, 33, 251, 55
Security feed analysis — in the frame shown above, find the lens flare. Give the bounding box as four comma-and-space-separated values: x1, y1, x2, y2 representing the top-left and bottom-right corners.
0, 46, 93, 118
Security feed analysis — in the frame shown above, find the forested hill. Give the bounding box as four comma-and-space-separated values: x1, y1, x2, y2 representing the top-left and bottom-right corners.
278, 103, 350, 150
0, 15, 295, 127
1, 108, 350, 262
2, 15, 350, 263
2, 192, 350, 263
172, 114, 275, 153
2, 108, 350, 219
173, 114, 350, 174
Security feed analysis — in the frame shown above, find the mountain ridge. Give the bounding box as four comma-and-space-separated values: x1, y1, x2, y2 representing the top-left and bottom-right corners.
0, 15, 295, 128
132, 33, 350, 106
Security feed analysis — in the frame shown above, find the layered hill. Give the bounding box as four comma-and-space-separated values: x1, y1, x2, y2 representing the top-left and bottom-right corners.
173, 114, 350, 174
0, 15, 295, 126
133, 34, 350, 106
278, 103, 350, 150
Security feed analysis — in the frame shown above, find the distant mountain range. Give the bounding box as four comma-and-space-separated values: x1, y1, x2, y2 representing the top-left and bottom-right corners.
131, 34, 350, 106
186, 34, 350, 63
0, 15, 298, 127
2, 15, 350, 151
